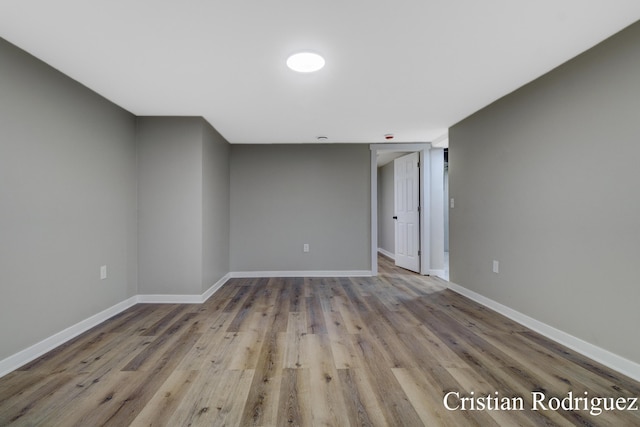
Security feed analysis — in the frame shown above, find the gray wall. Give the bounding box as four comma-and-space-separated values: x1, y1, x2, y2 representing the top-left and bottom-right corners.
202, 121, 230, 292
444, 169, 449, 252
449, 21, 640, 364
137, 117, 230, 295
0, 38, 138, 360
429, 148, 445, 272
230, 144, 370, 272
377, 162, 395, 256
137, 117, 204, 295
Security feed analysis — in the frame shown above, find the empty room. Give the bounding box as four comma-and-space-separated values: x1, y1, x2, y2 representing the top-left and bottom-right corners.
1, 2, 639, 426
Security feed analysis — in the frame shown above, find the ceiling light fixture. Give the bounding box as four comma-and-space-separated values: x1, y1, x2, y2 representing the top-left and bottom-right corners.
287, 52, 325, 73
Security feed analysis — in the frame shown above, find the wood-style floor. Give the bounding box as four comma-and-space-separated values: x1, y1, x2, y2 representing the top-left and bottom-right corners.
1, 256, 639, 426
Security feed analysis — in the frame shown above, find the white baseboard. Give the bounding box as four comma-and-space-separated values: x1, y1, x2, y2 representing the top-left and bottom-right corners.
0, 296, 138, 378
0, 273, 232, 379
138, 273, 231, 304
137, 294, 202, 304
377, 248, 395, 260
202, 273, 231, 302
1, 269, 370, 377
429, 269, 446, 279
7, 274, 637, 384
230, 270, 373, 278
447, 281, 640, 382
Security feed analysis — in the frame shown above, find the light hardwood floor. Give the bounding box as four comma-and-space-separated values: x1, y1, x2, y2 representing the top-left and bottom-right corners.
1, 255, 639, 426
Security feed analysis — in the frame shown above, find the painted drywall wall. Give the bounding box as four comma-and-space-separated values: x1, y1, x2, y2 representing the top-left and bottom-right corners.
0, 38, 137, 361
137, 117, 231, 295
137, 117, 204, 295
449, 21, 640, 364
230, 144, 370, 272
378, 162, 395, 256
202, 121, 230, 293
444, 169, 449, 252
429, 148, 445, 272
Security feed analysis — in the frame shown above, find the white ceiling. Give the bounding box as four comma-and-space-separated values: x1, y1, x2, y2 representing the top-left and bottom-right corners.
1, 1, 639, 144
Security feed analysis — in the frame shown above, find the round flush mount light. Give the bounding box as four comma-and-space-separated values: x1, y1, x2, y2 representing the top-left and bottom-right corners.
287, 52, 325, 73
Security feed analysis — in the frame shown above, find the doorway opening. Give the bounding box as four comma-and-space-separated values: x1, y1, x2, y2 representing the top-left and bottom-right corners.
370, 144, 430, 276
370, 143, 447, 278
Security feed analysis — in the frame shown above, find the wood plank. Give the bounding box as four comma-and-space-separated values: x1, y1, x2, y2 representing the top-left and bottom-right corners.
349, 333, 424, 425
393, 367, 471, 427
0, 372, 75, 425
238, 332, 285, 426
445, 366, 558, 427
208, 368, 255, 426
335, 293, 366, 334
24, 336, 153, 424
337, 368, 387, 426
167, 368, 253, 426
227, 317, 265, 371
142, 304, 189, 336
122, 312, 199, 372
276, 368, 313, 426
128, 369, 199, 426
283, 311, 308, 369
166, 330, 244, 424
328, 332, 362, 370
305, 295, 328, 334
288, 277, 306, 312
305, 333, 350, 427
268, 279, 291, 334
174, 311, 234, 372
60, 325, 202, 426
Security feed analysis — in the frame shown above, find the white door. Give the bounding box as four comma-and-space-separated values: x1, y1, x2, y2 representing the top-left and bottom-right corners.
394, 152, 420, 273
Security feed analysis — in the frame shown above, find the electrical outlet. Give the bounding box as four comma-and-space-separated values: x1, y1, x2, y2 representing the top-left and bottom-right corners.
100, 265, 107, 280
450, 198, 455, 208
303, 243, 309, 253
492, 260, 499, 274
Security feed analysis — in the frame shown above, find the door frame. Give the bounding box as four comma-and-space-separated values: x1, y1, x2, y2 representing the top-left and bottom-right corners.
370, 143, 431, 276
